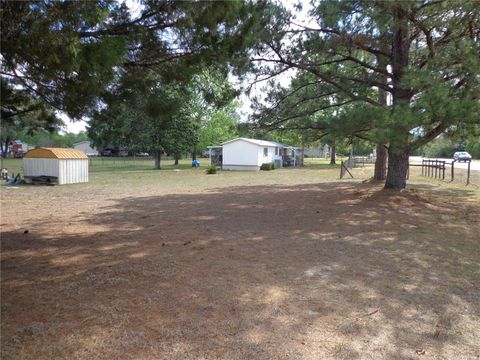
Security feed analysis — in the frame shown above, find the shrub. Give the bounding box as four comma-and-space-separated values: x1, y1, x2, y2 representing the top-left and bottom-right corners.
260, 162, 275, 171
205, 165, 219, 174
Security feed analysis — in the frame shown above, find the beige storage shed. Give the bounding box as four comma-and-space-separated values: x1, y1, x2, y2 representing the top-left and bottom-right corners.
23, 147, 89, 185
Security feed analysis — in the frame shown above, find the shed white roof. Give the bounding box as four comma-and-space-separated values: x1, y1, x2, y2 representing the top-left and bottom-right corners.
221, 138, 295, 148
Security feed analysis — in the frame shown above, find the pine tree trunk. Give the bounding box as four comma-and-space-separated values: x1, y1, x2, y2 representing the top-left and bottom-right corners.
384, 4, 411, 190
374, 144, 387, 180
154, 151, 161, 169
191, 145, 197, 161
385, 147, 409, 189
374, 49, 388, 180
174, 153, 179, 166
330, 144, 336, 165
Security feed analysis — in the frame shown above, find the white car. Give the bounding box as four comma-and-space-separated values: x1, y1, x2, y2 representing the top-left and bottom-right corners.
453, 151, 472, 162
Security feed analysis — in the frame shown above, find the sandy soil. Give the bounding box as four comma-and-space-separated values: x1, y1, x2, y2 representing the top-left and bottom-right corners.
1, 176, 479, 359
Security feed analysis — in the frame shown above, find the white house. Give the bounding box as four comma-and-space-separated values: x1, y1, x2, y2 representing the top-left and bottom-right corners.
209, 138, 298, 171
23, 147, 89, 184
73, 141, 99, 156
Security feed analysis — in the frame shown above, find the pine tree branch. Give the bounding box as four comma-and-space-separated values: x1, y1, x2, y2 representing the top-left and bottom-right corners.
261, 90, 337, 119
0, 103, 42, 120
414, 0, 446, 12
267, 79, 324, 111
245, 66, 291, 92
9, 69, 65, 113
262, 99, 357, 128
123, 51, 198, 67
289, 22, 392, 58
409, 123, 447, 150
340, 54, 392, 77
77, 14, 179, 38
262, 44, 382, 106
407, 13, 435, 59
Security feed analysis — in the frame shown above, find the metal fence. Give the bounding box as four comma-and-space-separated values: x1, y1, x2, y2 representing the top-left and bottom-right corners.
340, 155, 376, 178
89, 156, 153, 166
352, 156, 377, 167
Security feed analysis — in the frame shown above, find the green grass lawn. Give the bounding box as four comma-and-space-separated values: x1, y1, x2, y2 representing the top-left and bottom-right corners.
0, 156, 354, 197
2, 156, 477, 198
88, 157, 212, 173
1, 156, 342, 176
1, 157, 211, 175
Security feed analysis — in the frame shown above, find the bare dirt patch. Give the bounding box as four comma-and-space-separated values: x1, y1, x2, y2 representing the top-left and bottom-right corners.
1, 176, 479, 359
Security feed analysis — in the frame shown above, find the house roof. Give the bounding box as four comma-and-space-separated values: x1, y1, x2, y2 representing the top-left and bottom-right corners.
73, 140, 92, 146
24, 147, 88, 159
221, 138, 295, 148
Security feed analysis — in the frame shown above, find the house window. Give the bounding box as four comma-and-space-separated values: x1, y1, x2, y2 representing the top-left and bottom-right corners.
263, 147, 268, 157
275, 147, 278, 155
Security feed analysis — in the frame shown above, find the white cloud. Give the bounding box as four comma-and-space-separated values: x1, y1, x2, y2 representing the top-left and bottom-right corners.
123, 0, 143, 19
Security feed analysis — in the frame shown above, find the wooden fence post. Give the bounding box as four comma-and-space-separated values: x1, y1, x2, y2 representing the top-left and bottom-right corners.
467, 161, 471, 185
451, 161, 454, 181
339, 160, 353, 179
442, 161, 445, 180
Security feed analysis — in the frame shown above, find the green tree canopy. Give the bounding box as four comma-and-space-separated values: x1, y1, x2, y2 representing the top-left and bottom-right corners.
1, 0, 267, 118
0, 78, 63, 156
197, 106, 240, 152
247, 0, 480, 189
88, 66, 238, 168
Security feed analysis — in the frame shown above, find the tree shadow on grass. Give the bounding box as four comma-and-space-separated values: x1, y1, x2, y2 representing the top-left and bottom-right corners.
409, 182, 479, 198
1, 182, 479, 359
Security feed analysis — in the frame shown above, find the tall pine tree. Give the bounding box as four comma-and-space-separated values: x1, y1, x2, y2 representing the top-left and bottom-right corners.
247, 0, 480, 189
